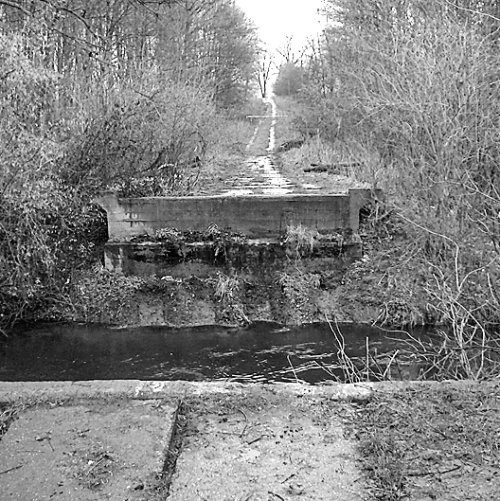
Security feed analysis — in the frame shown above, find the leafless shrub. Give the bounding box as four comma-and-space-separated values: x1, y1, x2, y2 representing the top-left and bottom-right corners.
301, 1, 500, 377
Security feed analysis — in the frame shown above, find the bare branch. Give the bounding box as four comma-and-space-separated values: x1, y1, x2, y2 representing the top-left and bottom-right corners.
38, 0, 104, 41
439, 0, 500, 23
0, 0, 30, 16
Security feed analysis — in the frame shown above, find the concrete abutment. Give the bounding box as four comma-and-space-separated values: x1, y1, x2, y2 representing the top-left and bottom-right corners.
95, 190, 376, 277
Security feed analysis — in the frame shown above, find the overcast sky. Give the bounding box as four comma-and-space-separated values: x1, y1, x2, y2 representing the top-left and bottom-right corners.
235, 0, 324, 52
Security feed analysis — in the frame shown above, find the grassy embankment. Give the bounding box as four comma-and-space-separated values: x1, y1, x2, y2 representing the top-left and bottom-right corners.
270, 0, 500, 381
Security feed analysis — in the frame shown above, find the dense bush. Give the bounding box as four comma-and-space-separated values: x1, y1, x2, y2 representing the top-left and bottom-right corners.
61, 78, 217, 196
0, 0, 260, 333
296, 0, 500, 375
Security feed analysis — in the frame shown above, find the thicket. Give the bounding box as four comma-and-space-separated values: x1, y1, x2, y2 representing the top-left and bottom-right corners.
273, 62, 307, 97
298, 0, 500, 377
0, 0, 259, 333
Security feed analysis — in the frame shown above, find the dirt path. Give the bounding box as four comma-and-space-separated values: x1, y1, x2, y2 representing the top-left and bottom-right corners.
220, 97, 296, 197
197, 97, 301, 196
197, 96, 369, 198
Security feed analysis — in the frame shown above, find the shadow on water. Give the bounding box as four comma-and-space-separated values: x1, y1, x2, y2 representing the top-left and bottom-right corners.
0, 322, 435, 383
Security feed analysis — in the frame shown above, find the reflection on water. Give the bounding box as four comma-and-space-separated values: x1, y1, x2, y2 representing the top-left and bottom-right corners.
0, 322, 433, 383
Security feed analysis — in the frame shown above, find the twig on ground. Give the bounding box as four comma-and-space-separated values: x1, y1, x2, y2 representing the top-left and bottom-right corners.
0, 464, 23, 475
287, 355, 299, 383
236, 408, 248, 437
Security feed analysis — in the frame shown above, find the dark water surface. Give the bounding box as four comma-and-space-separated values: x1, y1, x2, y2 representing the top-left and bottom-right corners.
0, 322, 430, 383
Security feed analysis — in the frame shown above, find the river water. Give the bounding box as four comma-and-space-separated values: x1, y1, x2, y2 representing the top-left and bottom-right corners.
0, 322, 431, 383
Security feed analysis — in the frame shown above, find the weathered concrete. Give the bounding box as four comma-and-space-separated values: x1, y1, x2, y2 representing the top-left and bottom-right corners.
169, 390, 366, 501
95, 188, 374, 277
0, 382, 374, 500
103, 233, 361, 277
0, 380, 374, 405
3, 381, 493, 500
0, 399, 177, 501
96, 192, 357, 242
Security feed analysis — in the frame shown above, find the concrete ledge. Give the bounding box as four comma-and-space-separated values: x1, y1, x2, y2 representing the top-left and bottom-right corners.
0, 392, 177, 500
96, 193, 355, 241
103, 234, 361, 276
2, 380, 498, 407
0, 380, 374, 404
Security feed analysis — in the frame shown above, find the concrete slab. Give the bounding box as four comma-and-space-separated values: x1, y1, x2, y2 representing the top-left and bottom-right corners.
0, 382, 378, 500
0, 399, 177, 501
2, 381, 492, 500
168, 386, 368, 501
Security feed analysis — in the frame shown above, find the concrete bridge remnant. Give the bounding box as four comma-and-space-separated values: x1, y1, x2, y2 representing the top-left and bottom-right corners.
95, 189, 376, 277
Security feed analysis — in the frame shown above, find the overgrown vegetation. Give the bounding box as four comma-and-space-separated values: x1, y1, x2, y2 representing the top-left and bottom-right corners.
0, 404, 19, 440
351, 384, 500, 500
278, 0, 500, 378
0, 0, 261, 333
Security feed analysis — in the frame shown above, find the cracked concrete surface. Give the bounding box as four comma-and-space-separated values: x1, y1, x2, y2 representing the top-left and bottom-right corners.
0, 382, 371, 500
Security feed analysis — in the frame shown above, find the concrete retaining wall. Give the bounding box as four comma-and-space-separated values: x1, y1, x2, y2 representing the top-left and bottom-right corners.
103, 235, 361, 278
96, 190, 370, 242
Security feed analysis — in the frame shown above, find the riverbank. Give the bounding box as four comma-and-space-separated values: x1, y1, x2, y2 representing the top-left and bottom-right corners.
10, 95, 498, 382
36, 199, 431, 330
32, 95, 429, 329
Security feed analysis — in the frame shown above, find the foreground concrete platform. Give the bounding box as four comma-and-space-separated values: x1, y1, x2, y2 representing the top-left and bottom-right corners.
0, 399, 177, 501
0, 381, 373, 501
0, 380, 373, 404
168, 392, 363, 501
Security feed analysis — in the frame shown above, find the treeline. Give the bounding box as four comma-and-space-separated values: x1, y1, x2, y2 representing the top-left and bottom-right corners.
0, 0, 259, 332
282, 0, 500, 367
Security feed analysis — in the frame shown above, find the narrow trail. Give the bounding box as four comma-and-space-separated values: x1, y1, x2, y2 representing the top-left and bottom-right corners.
221, 96, 296, 197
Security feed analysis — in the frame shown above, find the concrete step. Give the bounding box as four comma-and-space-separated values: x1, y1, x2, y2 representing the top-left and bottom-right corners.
0, 398, 177, 500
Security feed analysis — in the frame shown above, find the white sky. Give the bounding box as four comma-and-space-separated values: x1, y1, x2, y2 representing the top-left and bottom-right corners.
235, 0, 324, 52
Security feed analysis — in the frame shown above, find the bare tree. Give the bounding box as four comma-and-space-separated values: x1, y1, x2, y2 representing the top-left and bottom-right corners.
256, 49, 273, 98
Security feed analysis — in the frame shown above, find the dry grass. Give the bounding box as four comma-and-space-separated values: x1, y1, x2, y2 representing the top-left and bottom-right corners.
283, 224, 320, 259
295, 0, 500, 376
350, 384, 500, 501
0, 404, 20, 442
214, 273, 239, 302
71, 442, 116, 490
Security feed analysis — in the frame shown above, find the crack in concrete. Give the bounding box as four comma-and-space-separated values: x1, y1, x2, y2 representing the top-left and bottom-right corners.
160, 401, 185, 499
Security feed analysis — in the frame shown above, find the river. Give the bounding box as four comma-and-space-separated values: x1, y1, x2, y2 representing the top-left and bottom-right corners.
0, 321, 432, 383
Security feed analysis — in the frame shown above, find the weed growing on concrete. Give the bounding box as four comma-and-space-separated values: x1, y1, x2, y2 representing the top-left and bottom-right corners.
212, 272, 250, 325
72, 442, 116, 490
214, 273, 239, 302
284, 224, 320, 260
0, 404, 19, 441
